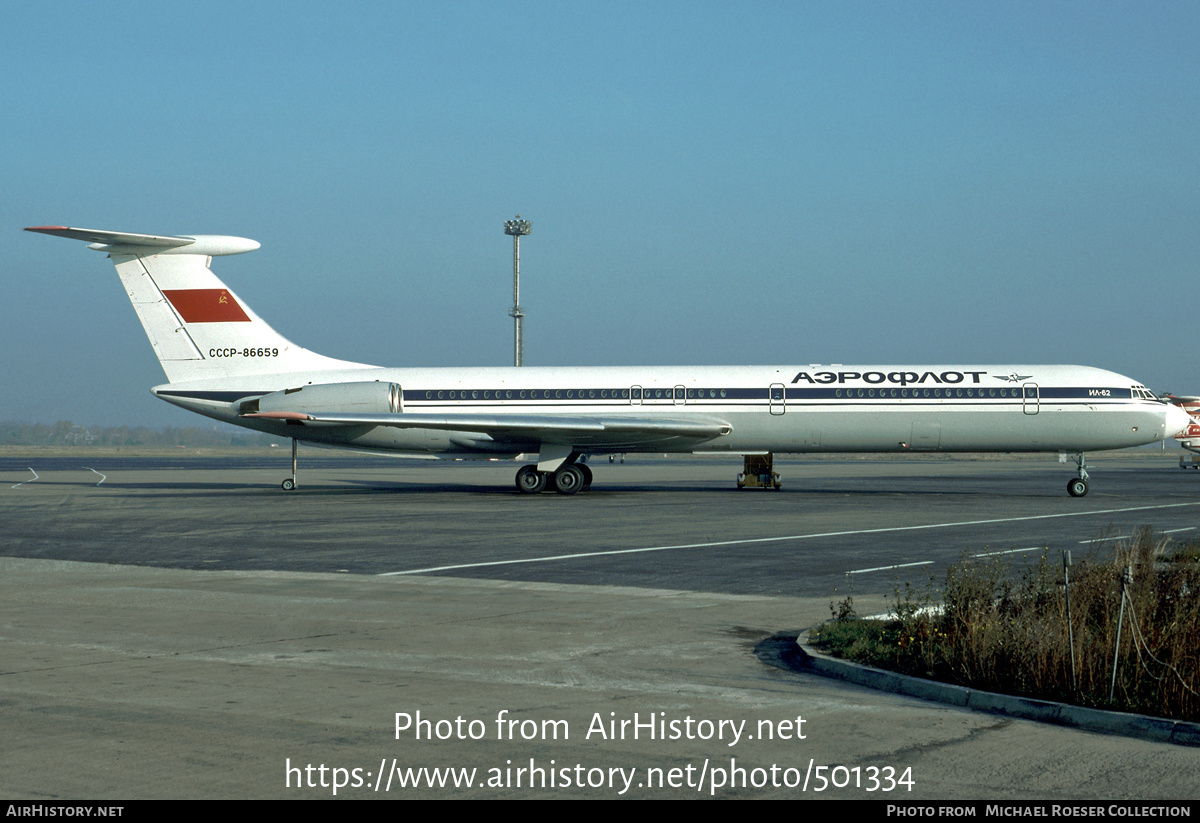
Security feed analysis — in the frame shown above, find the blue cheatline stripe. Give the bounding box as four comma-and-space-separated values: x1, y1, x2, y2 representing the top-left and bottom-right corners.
158, 386, 1147, 408
400, 387, 1131, 402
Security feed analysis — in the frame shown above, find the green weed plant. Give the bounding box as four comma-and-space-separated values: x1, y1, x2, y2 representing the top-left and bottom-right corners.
810, 527, 1200, 721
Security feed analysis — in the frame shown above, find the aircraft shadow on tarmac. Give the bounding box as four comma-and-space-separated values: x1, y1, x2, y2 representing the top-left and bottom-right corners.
29, 478, 1095, 499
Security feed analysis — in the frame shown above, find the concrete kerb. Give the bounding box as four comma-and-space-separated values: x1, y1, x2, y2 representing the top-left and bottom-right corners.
788, 635, 1200, 747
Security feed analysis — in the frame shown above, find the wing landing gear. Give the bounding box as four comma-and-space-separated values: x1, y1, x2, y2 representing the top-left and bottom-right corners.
552, 464, 585, 495
515, 457, 593, 495
515, 464, 547, 494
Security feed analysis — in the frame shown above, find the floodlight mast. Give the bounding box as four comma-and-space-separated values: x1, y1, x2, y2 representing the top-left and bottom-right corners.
503, 216, 532, 367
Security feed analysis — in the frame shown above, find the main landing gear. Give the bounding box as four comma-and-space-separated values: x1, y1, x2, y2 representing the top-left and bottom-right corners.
1064, 451, 1090, 497
515, 461, 594, 495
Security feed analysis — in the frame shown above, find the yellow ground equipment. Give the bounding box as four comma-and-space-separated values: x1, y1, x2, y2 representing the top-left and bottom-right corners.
737, 453, 781, 490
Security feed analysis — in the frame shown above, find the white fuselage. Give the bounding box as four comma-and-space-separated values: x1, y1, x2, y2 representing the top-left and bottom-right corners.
29, 225, 1186, 495
153, 363, 1175, 458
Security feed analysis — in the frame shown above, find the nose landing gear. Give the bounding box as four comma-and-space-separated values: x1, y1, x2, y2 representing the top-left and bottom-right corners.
1064, 452, 1090, 497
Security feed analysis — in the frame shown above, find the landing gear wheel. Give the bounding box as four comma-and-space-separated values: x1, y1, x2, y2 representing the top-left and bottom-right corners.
515, 465, 547, 494
1067, 478, 1088, 497
281, 478, 295, 491
578, 464, 593, 490
552, 465, 585, 495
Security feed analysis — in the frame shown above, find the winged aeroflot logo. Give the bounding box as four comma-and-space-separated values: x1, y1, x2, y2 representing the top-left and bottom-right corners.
995, 373, 1033, 383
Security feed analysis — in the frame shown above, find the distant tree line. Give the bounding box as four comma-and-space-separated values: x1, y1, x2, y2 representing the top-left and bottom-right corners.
0, 420, 281, 448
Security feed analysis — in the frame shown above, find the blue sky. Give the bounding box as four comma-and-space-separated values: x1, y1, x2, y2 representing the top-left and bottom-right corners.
3, 1, 1197, 426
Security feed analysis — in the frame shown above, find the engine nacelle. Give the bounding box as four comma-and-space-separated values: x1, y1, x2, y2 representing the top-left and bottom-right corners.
241, 381, 401, 416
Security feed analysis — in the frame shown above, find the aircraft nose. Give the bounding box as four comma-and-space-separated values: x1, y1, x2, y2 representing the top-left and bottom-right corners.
1165, 403, 1193, 439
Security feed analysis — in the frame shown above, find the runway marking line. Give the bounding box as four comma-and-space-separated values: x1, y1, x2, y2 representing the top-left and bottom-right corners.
847, 560, 933, 575
1076, 526, 1195, 545
11, 468, 38, 488
378, 500, 1200, 577
971, 546, 1045, 558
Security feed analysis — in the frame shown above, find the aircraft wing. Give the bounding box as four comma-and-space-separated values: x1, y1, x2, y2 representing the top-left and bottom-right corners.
244, 411, 732, 448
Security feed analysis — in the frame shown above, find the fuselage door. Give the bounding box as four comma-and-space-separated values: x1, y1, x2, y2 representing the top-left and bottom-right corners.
770, 383, 786, 416
674, 385, 686, 405
1023, 382, 1040, 415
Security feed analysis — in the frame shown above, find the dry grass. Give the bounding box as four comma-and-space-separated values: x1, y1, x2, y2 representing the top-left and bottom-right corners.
811, 527, 1200, 721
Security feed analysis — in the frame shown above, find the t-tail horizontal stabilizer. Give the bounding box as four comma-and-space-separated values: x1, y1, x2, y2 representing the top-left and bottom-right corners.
26, 226, 261, 255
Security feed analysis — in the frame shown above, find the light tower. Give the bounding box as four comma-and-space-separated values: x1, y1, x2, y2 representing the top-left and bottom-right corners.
503, 215, 532, 366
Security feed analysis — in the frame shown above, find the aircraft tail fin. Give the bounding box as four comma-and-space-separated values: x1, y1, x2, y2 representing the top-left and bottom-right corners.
25, 226, 369, 383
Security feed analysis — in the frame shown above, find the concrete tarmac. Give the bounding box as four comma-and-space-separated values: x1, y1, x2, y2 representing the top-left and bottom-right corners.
1, 452, 1197, 799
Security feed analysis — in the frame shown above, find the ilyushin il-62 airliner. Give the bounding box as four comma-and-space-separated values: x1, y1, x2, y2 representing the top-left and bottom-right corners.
26, 226, 1191, 497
